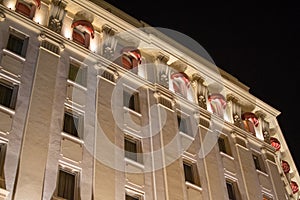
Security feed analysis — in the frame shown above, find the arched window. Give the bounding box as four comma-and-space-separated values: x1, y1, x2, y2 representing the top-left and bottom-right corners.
170, 72, 191, 99
281, 160, 290, 174
208, 93, 226, 118
242, 112, 259, 136
120, 47, 141, 74
291, 181, 299, 194
71, 20, 94, 48
15, 0, 40, 19
269, 137, 281, 151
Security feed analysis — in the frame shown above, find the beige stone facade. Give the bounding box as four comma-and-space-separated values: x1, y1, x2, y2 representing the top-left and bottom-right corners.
0, 0, 299, 199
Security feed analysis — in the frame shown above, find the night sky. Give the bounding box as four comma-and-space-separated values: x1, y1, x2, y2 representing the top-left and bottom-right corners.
103, 0, 300, 170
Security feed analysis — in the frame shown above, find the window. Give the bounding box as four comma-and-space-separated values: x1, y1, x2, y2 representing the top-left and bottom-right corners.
0, 80, 18, 109
0, 143, 7, 178
183, 160, 200, 186
126, 194, 140, 200
55, 168, 79, 200
124, 135, 142, 163
6, 30, 29, 57
0, 142, 6, 189
177, 115, 192, 137
63, 109, 83, 138
226, 180, 240, 200
125, 188, 143, 200
68, 62, 87, 87
252, 153, 266, 173
15, 0, 37, 19
218, 135, 232, 156
123, 89, 140, 113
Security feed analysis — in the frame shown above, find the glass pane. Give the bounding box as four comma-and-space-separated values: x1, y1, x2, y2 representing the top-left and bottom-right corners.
63, 112, 79, 137
7, 34, 24, 56
0, 143, 7, 178
58, 170, 75, 200
253, 155, 261, 171
126, 194, 139, 200
183, 162, 194, 184
125, 138, 137, 161
123, 91, 137, 111
68, 64, 87, 86
218, 137, 227, 153
226, 182, 236, 200
0, 83, 13, 108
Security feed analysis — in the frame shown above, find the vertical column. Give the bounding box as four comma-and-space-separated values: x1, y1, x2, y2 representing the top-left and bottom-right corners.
100, 24, 118, 61
48, 0, 67, 33
155, 53, 170, 88
226, 95, 243, 128
14, 47, 60, 199
256, 111, 271, 143
191, 73, 207, 110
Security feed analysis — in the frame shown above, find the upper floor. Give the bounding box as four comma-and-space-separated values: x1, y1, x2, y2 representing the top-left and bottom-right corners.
0, 0, 299, 199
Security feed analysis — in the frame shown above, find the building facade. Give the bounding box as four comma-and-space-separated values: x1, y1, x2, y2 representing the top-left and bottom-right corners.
0, 0, 299, 199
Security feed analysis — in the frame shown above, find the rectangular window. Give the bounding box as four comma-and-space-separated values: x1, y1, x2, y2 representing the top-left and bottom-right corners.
178, 115, 192, 137
226, 180, 240, 200
123, 90, 140, 113
68, 62, 87, 87
0, 80, 18, 109
183, 160, 200, 186
252, 153, 266, 172
124, 135, 142, 163
0, 143, 7, 178
56, 168, 79, 200
126, 194, 140, 200
0, 142, 6, 189
63, 110, 83, 138
218, 135, 232, 156
6, 29, 29, 57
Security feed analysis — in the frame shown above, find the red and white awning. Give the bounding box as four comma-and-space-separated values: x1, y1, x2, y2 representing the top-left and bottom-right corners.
291, 181, 299, 194
71, 20, 95, 38
270, 137, 281, 151
281, 160, 290, 174
241, 112, 259, 127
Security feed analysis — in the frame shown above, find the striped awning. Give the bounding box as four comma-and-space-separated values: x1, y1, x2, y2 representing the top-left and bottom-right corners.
71, 20, 95, 38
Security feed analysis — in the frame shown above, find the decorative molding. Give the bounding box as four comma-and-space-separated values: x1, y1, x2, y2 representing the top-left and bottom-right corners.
0, 11, 5, 22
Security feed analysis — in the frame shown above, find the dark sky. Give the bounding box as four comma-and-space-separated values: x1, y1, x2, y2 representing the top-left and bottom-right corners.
103, 0, 300, 170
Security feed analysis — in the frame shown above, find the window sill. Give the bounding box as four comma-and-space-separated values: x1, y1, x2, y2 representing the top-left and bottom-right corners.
61, 132, 84, 145
185, 181, 202, 192
220, 151, 234, 160
123, 106, 142, 117
0, 188, 9, 198
3, 49, 26, 62
125, 157, 144, 170
256, 169, 269, 177
179, 131, 195, 141
67, 79, 87, 91
0, 104, 15, 116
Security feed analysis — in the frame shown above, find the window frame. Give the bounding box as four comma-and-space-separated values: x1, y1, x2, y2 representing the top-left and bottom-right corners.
54, 166, 80, 200
0, 79, 19, 110
6, 27, 29, 58
125, 187, 144, 200
62, 108, 84, 139
182, 159, 201, 187
0, 141, 7, 189
124, 134, 143, 164
252, 153, 266, 173
177, 113, 193, 137
218, 134, 232, 156
225, 179, 240, 200
123, 88, 140, 113
68, 58, 87, 87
